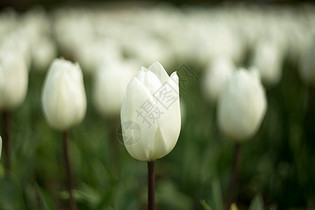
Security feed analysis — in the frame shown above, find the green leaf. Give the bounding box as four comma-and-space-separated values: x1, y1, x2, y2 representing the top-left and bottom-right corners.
35, 184, 57, 210
211, 178, 223, 210
200, 200, 212, 210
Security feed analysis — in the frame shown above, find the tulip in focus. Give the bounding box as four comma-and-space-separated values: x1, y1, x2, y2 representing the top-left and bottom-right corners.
121, 62, 181, 161
121, 61, 181, 210
202, 57, 235, 103
0, 50, 28, 110
217, 69, 267, 141
42, 58, 86, 131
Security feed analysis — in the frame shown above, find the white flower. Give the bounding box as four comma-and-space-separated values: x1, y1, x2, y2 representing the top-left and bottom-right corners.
0, 49, 28, 110
202, 57, 235, 103
31, 37, 57, 71
120, 62, 181, 161
251, 40, 284, 86
76, 40, 122, 75
217, 69, 267, 141
1, 32, 32, 69
93, 60, 135, 116
42, 58, 86, 131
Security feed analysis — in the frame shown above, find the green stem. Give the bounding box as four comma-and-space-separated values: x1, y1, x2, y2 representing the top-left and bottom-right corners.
227, 143, 241, 208
63, 131, 77, 210
148, 161, 155, 210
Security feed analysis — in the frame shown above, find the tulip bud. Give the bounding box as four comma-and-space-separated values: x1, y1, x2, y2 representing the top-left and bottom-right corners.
42, 58, 86, 131
217, 69, 267, 141
299, 37, 315, 86
93, 60, 135, 117
202, 57, 235, 103
120, 62, 181, 161
0, 49, 28, 111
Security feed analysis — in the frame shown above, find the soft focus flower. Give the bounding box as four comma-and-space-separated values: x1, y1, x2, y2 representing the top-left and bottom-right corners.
202, 57, 235, 103
42, 58, 86, 131
120, 62, 181, 161
0, 49, 28, 110
251, 40, 284, 86
217, 69, 267, 141
93, 59, 135, 116
31, 37, 57, 71
75, 40, 122, 75
1, 32, 32, 69
299, 36, 315, 86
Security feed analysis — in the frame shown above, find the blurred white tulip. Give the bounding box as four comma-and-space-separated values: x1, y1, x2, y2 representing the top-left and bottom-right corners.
31, 37, 57, 71
120, 62, 181, 161
1, 32, 32, 69
202, 57, 235, 103
217, 69, 267, 141
0, 49, 28, 110
93, 59, 135, 116
123, 36, 171, 67
251, 40, 284, 86
76, 40, 122, 75
299, 36, 315, 86
42, 58, 86, 131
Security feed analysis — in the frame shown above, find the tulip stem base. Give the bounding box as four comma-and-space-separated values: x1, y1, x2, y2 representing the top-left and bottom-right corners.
63, 131, 77, 210
148, 161, 155, 210
227, 142, 241, 208
2, 111, 11, 173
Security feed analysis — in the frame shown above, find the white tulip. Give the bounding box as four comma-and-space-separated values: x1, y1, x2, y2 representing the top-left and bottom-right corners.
202, 57, 235, 103
31, 37, 57, 71
0, 50, 28, 110
217, 69, 267, 141
251, 40, 284, 86
76, 40, 122, 75
120, 62, 181, 161
1, 32, 32, 69
93, 60, 135, 116
42, 58, 86, 131
299, 37, 315, 86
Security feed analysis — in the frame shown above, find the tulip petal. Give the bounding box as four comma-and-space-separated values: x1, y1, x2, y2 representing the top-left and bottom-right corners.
149, 125, 169, 160
143, 71, 162, 95
121, 77, 159, 161
135, 67, 146, 82
148, 61, 169, 84
155, 72, 181, 157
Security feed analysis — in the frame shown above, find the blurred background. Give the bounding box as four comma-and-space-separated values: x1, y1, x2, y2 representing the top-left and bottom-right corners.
0, 0, 315, 210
